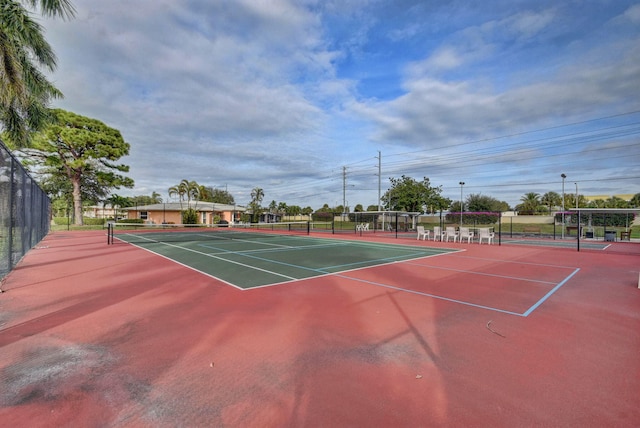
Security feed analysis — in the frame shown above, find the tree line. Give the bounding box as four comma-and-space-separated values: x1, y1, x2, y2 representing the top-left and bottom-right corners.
515, 191, 640, 214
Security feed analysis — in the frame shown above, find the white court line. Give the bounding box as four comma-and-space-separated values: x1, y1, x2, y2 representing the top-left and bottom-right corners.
332, 253, 581, 316
193, 233, 294, 248
117, 233, 461, 290
404, 261, 558, 285
119, 234, 298, 281
198, 241, 351, 255
443, 254, 579, 270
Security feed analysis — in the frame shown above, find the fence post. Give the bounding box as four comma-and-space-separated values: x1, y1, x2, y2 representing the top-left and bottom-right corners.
8, 156, 16, 271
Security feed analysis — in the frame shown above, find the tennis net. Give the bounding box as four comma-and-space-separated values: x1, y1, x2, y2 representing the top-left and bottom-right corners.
107, 221, 310, 245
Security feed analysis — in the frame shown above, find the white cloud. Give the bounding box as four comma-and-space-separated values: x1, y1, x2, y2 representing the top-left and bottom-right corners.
623, 3, 640, 23
38, 1, 640, 208
494, 9, 556, 41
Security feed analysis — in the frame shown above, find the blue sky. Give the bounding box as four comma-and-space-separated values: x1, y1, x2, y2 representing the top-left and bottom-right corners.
41, 0, 640, 210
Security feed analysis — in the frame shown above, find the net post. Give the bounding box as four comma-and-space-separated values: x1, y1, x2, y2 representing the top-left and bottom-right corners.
498, 211, 502, 246
395, 213, 398, 239
107, 222, 112, 245
306, 221, 310, 235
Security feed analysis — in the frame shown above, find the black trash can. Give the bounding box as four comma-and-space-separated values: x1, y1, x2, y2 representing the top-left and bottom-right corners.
585, 231, 594, 239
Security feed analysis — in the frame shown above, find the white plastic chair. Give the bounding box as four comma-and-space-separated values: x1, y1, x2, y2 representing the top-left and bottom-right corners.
433, 226, 445, 241
416, 226, 430, 240
478, 228, 495, 244
445, 226, 458, 242
458, 227, 474, 243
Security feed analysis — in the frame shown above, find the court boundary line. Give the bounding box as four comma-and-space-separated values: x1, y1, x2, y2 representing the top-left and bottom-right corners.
114, 237, 246, 290
333, 257, 581, 317
205, 244, 438, 274
404, 261, 558, 285
522, 268, 580, 316
446, 254, 580, 270
245, 250, 462, 290
197, 240, 354, 255
116, 234, 299, 283
335, 274, 526, 316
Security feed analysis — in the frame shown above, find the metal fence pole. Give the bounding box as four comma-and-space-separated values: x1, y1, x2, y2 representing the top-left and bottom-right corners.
8, 155, 16, 272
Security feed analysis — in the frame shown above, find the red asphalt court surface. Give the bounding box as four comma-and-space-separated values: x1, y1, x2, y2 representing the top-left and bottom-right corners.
1, 230, 639, 427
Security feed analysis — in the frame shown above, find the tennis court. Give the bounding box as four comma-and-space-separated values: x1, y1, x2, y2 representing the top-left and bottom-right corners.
109, 223, 459, 289
108, 223, 581, 317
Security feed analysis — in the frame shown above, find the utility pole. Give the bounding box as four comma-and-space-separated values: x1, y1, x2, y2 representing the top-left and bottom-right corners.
459, 182, 465, 226
561, 173, 566, 239
376, 151, 381, 211
343, 166, 347, 219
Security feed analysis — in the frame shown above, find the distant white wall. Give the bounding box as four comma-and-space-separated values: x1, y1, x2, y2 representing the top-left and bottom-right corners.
507, 215, 554, 224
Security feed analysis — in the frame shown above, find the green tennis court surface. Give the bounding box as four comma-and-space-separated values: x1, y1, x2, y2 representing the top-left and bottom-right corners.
113, 228, 457, 289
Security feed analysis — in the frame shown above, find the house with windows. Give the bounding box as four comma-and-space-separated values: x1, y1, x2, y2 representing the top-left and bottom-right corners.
83, 204, 119, 219
124, 202, 246, 225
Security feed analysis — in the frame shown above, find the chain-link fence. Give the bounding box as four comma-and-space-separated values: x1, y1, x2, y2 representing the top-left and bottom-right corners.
1, 140, 50, 280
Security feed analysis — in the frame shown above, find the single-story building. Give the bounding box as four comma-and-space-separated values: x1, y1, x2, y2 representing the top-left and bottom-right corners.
83, 205, 119, 219
124, 202, 246, 225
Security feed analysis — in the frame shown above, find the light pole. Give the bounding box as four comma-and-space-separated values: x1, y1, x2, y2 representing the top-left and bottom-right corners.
459, 181, 465, 227
574, 182, 578, 209
561, 174, 566, 239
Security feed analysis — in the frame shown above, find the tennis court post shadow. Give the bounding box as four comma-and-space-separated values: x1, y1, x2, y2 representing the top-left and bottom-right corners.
282, 274, 451, 425
385, 290, 440, 363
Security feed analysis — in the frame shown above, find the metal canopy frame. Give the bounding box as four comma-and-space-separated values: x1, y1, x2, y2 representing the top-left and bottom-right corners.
564, 208, 639, 251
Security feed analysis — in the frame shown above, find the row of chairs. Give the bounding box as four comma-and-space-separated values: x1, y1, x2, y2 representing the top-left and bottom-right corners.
416, 226, 495, 244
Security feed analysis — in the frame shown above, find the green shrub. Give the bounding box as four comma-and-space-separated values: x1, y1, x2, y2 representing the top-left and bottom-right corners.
445, 212, 500, 225
84, 218, 106, 226
312, 211, 333, 221
53, 217, 70, 225
182, 208, 198, 224
117, 218, 145, 224
555, 213, 635, 227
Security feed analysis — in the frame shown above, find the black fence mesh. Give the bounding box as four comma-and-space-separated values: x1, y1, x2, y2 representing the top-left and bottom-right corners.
1, 140, 50, 279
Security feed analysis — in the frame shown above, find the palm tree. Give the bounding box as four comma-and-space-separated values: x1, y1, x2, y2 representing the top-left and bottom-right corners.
106, 194, 130, 221
150, 191, 162, 204
198, 185, 213, 202
169, 179, 200, 210
182, 179, 200, 209
1, 0, 75, 147
541, 191, 561, 214
517, 192, 541, 215
251, 187, 264, 204
168, 184, 186, 210
250, 187, 264, 222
